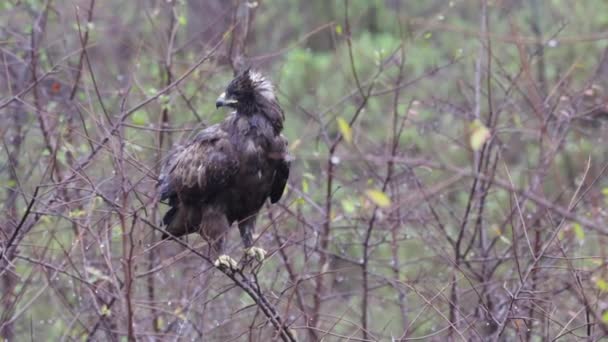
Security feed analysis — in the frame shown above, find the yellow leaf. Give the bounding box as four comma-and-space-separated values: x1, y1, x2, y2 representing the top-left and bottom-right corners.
469, 119, 490, 151
156, 317, 164, 330
341, 199, 356, 213
174, 307, 186, 320
491, 224, 501, 236
289, 138, 301, 151
337, 117, 352, 144
491, 225, 511, 245
499, 235, 511, 245
100, 304, 111, 316
85, 266, 112, 282
572, 223, 585, 242
365, 189, 391, 208
68, 209, 86, 218
596, 278, 608, 293
335, 24, 343, 35
301, 179, 309, 193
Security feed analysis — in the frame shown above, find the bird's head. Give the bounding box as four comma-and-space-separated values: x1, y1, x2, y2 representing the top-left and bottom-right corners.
216, 69, 276, 114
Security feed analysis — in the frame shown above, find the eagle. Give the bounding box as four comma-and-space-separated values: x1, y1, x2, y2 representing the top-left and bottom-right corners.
158, 69, 290, 266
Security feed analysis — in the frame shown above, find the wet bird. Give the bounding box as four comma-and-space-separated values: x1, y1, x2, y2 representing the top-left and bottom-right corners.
158, 69, 290, 266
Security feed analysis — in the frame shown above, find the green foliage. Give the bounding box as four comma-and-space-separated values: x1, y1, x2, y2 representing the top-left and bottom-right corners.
3, 0, 608, 340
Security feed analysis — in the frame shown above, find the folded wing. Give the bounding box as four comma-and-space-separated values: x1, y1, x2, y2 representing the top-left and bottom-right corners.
269, 134, 290, 204
158, 125, 239, 237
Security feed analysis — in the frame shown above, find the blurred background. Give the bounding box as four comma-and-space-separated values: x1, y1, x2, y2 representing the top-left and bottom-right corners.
1, 0, 608, 340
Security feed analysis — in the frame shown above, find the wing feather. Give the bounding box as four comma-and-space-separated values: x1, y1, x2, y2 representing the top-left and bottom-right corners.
158, 124, 238, 204
269, 134, 290, 203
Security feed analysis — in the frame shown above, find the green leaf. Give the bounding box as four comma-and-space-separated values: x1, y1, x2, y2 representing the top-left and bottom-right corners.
337, 117, 352, 144
572, 223, 585, 242
178, 15, 187, 26
159, 94, 170, 108
335, 24, 342, 35
112, 225, 122, 239
365, 189, 391, 208
603, 311, 608, 324
341, 199, 356, 213
469, 119, 490, 151
132, 111, 148, 125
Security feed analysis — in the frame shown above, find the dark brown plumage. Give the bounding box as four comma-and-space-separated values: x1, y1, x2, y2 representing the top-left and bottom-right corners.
158, 69, 290, 254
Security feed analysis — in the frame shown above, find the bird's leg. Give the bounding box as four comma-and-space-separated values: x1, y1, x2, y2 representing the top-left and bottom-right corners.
239, 224, 253, 249
203, 214, 237, 272
209, 236, 225, 257
213, 244, 240, 273
210, 236, 238, 271
238, 216, 266, 263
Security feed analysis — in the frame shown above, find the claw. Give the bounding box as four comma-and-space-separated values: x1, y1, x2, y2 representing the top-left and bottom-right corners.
214, 254, 238, 270
245, 246, 267, 262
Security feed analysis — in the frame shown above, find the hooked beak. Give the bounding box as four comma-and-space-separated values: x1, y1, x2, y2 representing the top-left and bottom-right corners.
216, 92, 238, 108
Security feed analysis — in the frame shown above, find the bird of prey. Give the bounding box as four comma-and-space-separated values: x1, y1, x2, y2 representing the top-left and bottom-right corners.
158, 69, 290, 267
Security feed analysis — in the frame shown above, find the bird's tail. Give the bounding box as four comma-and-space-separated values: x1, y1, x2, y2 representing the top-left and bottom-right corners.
161, 204, 204, 240
161, 206, 179, 239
